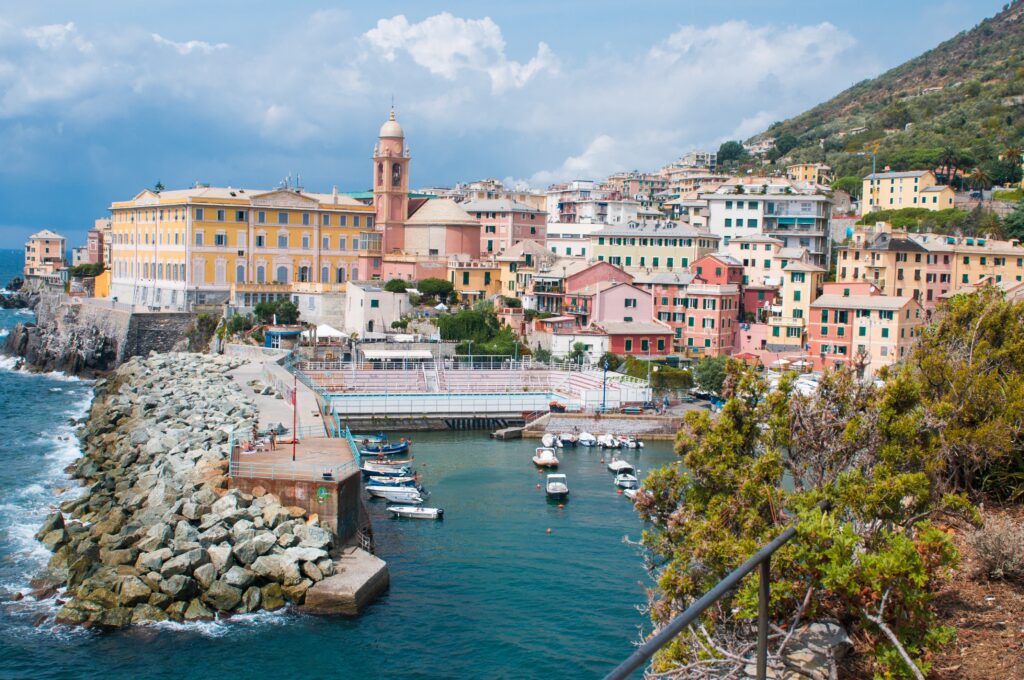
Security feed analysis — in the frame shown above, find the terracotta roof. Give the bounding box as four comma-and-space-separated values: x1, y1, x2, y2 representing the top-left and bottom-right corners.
595, 321, 673, 335
783, 261, 826, 273
810, 294, 913, 310
462, 199, 543, 213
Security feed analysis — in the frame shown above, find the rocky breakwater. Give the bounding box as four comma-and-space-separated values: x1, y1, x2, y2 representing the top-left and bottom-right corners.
5, 295, 118, 376
34, 352, 344, 627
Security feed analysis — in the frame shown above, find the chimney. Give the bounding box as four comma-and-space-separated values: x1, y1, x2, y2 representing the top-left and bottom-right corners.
332, 185, 338, 204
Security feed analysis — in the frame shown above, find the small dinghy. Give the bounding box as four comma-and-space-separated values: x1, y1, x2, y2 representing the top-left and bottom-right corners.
597, 434, 621, 449
387, 505, 443, 520
541, 433, 563, 448
558, 433, 578, 447
607, 458, 634, 473
532, 447, 560, 467
367, 486, 424, 503
623, 488, 638, 500
354, 432, 388, 443
360, 440, 411, 456
577, 432, 597, 447
366, 475, 418, 487
545, 473, 569, 501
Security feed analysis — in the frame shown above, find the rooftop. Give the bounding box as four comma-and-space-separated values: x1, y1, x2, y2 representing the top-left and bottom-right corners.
591, 221, 717, 239
783, 261, 826, 273
864, 170, 931, 180
810, 294, 914, 310
462, 198, 544, 214
405, 198, 478, 226
595, 321, 673, 335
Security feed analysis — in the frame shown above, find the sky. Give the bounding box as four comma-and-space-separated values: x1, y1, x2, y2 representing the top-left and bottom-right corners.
0, 0, 1008, 248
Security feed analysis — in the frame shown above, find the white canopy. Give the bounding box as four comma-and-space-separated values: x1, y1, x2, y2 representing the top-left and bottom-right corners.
362, 349, 433, 361
434, 303, 449, 311
302, 324, 348, 340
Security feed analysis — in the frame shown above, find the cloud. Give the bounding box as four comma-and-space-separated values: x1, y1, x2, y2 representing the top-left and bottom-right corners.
151, 33, 228, 55
364, 13, 556, 92
530, 135, 622, 185
23, 22, 92, 53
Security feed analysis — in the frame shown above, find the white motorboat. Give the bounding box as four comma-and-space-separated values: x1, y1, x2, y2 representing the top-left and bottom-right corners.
615, 472, 639, 489
387, 505, 443, 519
618, 435, 645, 449
607, 458, 634, 473
541, 433, 564, 448
577, 432, 597, 447
597, 434, 621, 449
366, 475, 418, 487
558, 433, 578, 447
360, 462, 411, 477
532, 447, 560, 467
367, 486, 424, 503
545, 473, 569, 500
623, 488, 638, 500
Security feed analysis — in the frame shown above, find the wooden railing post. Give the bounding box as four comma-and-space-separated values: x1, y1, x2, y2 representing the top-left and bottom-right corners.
756, 556, 770, 680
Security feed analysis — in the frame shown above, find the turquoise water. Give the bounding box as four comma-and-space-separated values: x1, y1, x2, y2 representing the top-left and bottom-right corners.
0, 250, 676, 679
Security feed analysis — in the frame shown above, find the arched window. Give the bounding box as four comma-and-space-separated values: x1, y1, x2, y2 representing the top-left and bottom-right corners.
391, 162, 402, 187
236, 264, 245, 283
336, 267, 346, 283
256, 265, 265, 283
321, 266, 329, 283
298, 266, 310, 282
377, 162, 383, 187
276, 265, 289, 283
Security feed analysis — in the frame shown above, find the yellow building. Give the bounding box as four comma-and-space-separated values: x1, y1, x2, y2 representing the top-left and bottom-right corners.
496, 239, 558, 298
591, 222, 718, 272
786, 163, 833, 185
107, 187, 376, 308
449, 260, 501, 302
767, 260, 824, 348
24, 229, 67, 276
862, 170, 954, 212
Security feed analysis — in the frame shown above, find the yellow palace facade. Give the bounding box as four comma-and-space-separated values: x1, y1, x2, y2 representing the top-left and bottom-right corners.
108, 186, 380, 308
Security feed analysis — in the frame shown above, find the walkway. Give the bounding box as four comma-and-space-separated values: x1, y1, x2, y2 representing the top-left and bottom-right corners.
229, 356, 328, 436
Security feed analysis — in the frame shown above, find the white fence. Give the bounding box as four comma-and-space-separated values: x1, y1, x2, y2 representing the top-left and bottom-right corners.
328, 391, 560, 416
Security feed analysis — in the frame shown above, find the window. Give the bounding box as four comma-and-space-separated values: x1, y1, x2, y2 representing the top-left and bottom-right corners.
236, 210, 246, 222
217, 209, 225, 222
277, 234, 288, 248
323, 215, 331, 227
484, 272, 491, 285
353, 216, 361, 227
462, 272, 469, 285
624, 339, 633, 352
367, 216, 373, 227
794, 290, 801, 301
339, 237, 347, 250
302, 213, 310, 226
881, 327, 889, 338
323, 236, 330, 250
214, 233, 227, 246
822, 326, 829, 336
278, 212, 288, 224
339, 215, 347, 226
859, 326, 866, 337
195, 208, 204, 221
370, 299, 380, 308
255, 235, 265, 248
301, 235, 310, 249
195, 232, 204, 246
258, 211, 266, 224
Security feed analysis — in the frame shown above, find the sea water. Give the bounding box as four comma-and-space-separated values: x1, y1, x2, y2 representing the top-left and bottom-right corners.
0, 250, 677, 679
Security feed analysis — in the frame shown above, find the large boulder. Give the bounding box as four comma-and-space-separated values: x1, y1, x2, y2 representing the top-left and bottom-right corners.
160, 548, 207, 578
193, 563, 217, 590
202, 581, 242, 612
251, 555, 302, 584
294, 524, 332, 550
159, 575, 198, 601
117, 576, 152, 607
232, 533, 275, 566
184, 598, 215, 621
207, 544, 234, 575
222, 566, 255, 590
302, 550, 390, 617
136, 548, 173, 572
260, 583, 286, 611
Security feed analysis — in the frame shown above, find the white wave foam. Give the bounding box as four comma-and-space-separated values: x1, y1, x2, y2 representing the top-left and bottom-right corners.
0, 355, 89, 383
0, 328, 8, 338
147, 608, 295, 636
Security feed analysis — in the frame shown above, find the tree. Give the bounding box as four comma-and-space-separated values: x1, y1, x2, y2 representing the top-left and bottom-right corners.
693, 356, 727, 393
599, 351, 622, 371
533, 347, 552, 364
969, 166, 992, 191
1005, 200, 1024, 241
567, 342, 587, 365
253, 299, 300, 324
383, 278, 408, 293
717, 140, 746, 163
635, 364, 965, 679
775, 133, 799, 156
831, 175, 863, 198
154, 180, 165, 193
418, 277, 454, 302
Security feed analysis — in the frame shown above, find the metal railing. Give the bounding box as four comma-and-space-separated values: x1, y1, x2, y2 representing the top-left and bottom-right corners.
228, 458, 358, 482
603, 519, 807, 680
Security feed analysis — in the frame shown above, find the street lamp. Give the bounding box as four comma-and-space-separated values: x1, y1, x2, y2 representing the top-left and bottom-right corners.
852, 151, 877, 175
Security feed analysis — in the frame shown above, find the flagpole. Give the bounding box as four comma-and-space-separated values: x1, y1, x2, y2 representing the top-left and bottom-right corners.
292, 373, 297, 462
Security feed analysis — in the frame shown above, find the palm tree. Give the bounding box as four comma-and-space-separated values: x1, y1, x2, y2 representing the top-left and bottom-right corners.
970, 167, 992, 194
1003, 145, 1023, 164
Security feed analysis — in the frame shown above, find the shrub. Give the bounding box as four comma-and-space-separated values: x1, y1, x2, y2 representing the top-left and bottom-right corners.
383, 278, 407, 293
968, 516, 1024, 581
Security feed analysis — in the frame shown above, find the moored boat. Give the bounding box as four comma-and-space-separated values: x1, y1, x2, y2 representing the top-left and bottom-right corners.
353, 432, 388, 443
360, 463, 411, 477
387, 505, 443, 519
367, 486, 425, 503
607, 458, 633, 473
558, 433, 578, 447
366, 475, 419, 487
614, 470, 639, 489
360, 440, 411, 455
532, 447, 560, 467
545, 473, 569, 500
541, 433, 563, 448
597, 434, 621, 449
623, 488, 638, 500
577, 432, 597, 447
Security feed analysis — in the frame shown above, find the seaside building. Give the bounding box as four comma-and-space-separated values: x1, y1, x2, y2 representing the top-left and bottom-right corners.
71, 246, 89, 267
807, 282, 924, 375
462, 198, 546, 255
862, 169, 954, 213
786, 163, 833, 186
449, 259, 501, 302
87, 226, 105, 265
24, 229, 66, 277
766, 261, 825, 352
633, 271, 695, 353
343, 281, 412, 337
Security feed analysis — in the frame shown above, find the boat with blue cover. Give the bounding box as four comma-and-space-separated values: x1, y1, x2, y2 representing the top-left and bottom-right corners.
360, 440, 411, 455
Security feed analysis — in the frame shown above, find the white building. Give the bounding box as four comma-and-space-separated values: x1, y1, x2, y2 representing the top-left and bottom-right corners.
545, 221, 601, 258
703, 178, 833, 267
344, 281, 412, 337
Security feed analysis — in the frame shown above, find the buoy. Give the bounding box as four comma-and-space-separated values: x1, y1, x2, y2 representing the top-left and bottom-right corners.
557, 503, 564, 509
536, 483, 541, 489
617, 489, 623, 495
546, 528, 552, 534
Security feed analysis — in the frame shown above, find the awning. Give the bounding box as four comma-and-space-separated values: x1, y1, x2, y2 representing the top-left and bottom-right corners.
302, 323, 348, 340
362, 349, 434, 361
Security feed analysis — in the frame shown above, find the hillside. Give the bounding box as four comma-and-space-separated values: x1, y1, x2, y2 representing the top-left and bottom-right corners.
749, 1, 1024, 186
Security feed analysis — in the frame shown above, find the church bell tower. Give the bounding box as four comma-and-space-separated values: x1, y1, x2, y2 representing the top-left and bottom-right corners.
373, 109, 410, 256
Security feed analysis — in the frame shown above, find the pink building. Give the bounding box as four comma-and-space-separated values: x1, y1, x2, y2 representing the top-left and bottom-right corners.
463, 199, 547, 255
633, 271, 695, 352
86, 228, 104, 265
684, 281, 741, 357
564, 281, 653, 328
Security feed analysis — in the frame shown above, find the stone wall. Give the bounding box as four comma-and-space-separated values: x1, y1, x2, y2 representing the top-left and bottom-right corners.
228, 473, 362, 541
4, 294, 196, 376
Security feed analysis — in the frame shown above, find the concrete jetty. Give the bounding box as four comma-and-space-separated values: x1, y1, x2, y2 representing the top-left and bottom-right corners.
303, 547, 390, 616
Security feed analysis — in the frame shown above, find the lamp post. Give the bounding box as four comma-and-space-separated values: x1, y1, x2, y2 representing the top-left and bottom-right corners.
467, 340, 473, 369
601, 356, 608, 413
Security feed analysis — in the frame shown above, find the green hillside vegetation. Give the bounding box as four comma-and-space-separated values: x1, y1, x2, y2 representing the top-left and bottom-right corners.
744, 1, 1024, 186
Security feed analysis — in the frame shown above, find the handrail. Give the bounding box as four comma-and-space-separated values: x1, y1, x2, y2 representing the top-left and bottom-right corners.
603, 511, 815, 680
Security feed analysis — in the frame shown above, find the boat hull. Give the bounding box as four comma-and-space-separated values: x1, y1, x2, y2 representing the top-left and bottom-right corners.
360, 441, 411, 456
387, 506, 443, 519
367, 487, 424, 503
